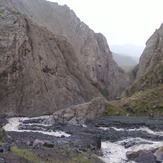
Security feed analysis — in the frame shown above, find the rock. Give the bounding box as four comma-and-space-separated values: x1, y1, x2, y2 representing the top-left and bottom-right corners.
0, 3, 98, 117
121, 140, 137, 148
0, 143, 10, 153
43, 116, 55, 125
53, 97, 106, 124
32, 139, 44, 147
59, 133, 101, 152
135, 150, 156, 163
126, 150, 143, 160
43, 140, 53, 148
0, 157, 4, 163
26, 141, 33, 146
32, 139, 53, 148
125, 23, 163, 97
154, 146, 163, 162
1, 0, 126, 101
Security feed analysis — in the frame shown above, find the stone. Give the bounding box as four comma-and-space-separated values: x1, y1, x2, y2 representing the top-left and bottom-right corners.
26, 141, 33, 146
0, 157, 5, 163
32, 139, 53, 148
126, 150, 142, 160
135, 150, 157, 163
43, 140, 54, 148
154, 146, 163, 163
0, 143, 10, 153
32, 139, 44, 147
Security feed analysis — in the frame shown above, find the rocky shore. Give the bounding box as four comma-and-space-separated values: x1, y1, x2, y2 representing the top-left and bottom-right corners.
0, 116, 163, 163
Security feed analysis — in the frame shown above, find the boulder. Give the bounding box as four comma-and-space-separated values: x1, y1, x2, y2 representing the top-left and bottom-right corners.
135, 150, 156, 163
126, 150, 142, 160
32, 139, 44, 147
0, 143, 10, 153
154, 146, 163, 163
43, 140, 54, 148
53, 97, 106, 124
126, 150, 157, 163
0, 157, 5, 163
32, 139, 53, 148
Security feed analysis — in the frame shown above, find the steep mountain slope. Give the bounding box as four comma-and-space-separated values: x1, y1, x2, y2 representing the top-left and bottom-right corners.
0, 4, 99, 116
112, 24, 163, 115
126, 23, 163, 95
1, 0, 126, 99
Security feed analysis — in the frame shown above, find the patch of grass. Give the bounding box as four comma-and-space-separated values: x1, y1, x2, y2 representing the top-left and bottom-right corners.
0, 128, 6, 142
103, 101, 126, 116
0, 10, 4, 15
66, 152, 103, 163
10, 146, 102, 163
10, 146, 42, 163
155, 105, 163, 111
111, 85, 163, 116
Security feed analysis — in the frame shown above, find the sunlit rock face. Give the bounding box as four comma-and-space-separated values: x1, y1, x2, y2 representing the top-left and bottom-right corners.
0, 4, 99, 116
1, 0, 126, 100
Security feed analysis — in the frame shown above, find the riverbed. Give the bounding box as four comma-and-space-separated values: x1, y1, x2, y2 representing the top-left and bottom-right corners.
2, 116, 163, 163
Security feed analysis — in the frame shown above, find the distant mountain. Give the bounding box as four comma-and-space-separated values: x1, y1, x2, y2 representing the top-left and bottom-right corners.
112, 53, 138, 67
110, 44, 145, 62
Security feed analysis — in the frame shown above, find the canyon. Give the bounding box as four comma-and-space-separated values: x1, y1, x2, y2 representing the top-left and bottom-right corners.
0, 0, 163, 162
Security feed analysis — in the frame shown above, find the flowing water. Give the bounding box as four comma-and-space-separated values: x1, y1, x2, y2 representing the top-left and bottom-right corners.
3, 116, 163, 163
99, 127, 163, 163
3, 116, 70, 137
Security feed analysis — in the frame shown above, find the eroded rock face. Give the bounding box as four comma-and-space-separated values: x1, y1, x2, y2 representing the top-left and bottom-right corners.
125, 23, 163, 96
137, 24, 163, 78
113, 23, 163, 116
0, 5, 98, 116
1, 0, 126, 99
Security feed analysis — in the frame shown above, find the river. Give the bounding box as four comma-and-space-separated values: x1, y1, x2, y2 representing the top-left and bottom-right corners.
3, 116, 163, 163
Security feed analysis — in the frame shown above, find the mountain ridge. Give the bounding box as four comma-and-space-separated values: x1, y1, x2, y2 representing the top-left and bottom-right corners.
1, 0, 126, 100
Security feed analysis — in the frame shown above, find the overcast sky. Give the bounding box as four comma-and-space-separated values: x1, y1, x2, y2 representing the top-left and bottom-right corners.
47, 0, 163, 46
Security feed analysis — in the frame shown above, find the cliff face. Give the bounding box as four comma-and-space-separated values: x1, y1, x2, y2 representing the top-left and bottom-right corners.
111, 24, 163, 116
1, 0, 126, 99
0, 4, 98, 116
126, 24, 163, 96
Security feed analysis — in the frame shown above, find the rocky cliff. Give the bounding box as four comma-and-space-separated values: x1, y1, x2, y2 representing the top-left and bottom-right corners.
126, 23, 163, 96
1, 0, 126, 100
111, 24, 163, 115
0, 4, 101, 116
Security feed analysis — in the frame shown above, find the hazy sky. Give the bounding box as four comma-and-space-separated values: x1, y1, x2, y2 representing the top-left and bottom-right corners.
47, 0, 163, 46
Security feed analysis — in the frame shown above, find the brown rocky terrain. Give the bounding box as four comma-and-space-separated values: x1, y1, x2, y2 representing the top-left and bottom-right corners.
1, 0, 126, 100
0, 4, 101, 117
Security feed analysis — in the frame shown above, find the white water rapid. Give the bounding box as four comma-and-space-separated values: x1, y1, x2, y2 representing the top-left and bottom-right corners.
3, 116, 163, 163
3, 116, 70, 137
99, 127, 163, 163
